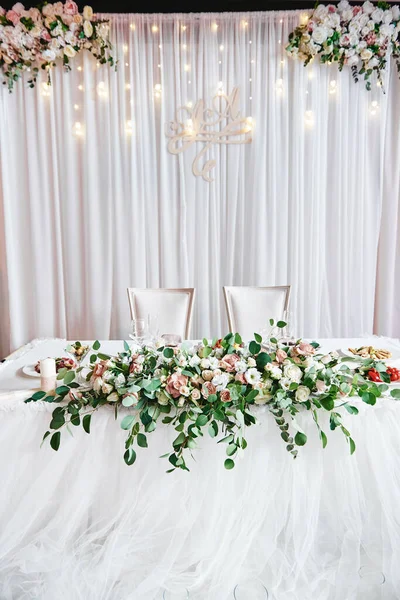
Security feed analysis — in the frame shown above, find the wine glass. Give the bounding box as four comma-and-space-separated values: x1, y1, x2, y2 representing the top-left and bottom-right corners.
130, 318, 148, 346
233, 581, 269, 599
65, 342, 90, 384
162, 589, 190, 599
357, 565, 385, 598
147, 314, 160, 344
281, 310, 295, 343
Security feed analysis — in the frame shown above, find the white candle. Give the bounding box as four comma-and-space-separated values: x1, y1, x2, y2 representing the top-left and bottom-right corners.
40, 358, 56, 393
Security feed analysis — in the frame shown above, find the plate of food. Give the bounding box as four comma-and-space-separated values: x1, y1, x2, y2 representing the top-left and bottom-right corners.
22, 357, 77, 378
341, 346, 399, 361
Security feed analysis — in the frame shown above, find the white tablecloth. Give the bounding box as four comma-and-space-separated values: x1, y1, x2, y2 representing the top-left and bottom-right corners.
1, 338, 400, 600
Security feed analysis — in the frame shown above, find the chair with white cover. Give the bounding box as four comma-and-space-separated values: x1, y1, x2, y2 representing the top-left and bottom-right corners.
127, 288, 195, 340
223, 286, 291, 339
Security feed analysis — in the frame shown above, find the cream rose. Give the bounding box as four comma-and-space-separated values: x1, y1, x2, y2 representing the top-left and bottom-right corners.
83, 5, 94, 20
64, 45, 77, 58
191, 389, 201, 401
107, 392, 119, 403
295, 386, 311, 403
312, 26, 328, 45
283, 363, 302, 383
83, 20, 93, 38
371, 8, 384, 24
102, 382, 113, 395
254, 391, 272, 405
202, 369, 214, 381
360, 48, 373, 61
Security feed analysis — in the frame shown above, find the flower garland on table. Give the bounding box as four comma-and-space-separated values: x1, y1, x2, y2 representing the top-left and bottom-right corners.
26, 323, 400, 472
287, 1, 400, 91
0, 1, 114, 92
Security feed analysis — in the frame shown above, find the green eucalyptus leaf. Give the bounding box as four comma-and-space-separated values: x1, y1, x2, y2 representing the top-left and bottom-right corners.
92, 340, 101, 351
390, 389, 400, 399
124, 448, 136, 465
83, 414, 91, 434
50, 432, 61, 451
121, 415, 135, 430
224, 458, 235, 470
137, 433, 148, 448
294, 432, 307, 447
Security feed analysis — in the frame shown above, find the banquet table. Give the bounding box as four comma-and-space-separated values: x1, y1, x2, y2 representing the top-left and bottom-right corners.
1, 337, 400, 600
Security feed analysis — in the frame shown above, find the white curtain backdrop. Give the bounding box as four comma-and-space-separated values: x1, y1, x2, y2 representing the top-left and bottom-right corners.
0, 10, 399, 356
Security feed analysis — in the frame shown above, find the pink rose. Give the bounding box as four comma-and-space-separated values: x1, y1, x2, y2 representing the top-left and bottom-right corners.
12, 3, 24, 14
64, 0, 78, 15
316, 380, 326, 393
40, 29, 51, 41
220, 389, 231, 403
62, 14, 73, 25
6, 10, 20, 25
366, 33, 376, 45
327, 4, 336, 12
92, 360, 108, 379
201, 381, 216, 399
166, 373, 188, 399
353, 6, 362, 17
275, 349, 287, 364
235, 373, 246, 384
293, 342, 316, 357
0, 8, 6, 16
219, 353, 240, 373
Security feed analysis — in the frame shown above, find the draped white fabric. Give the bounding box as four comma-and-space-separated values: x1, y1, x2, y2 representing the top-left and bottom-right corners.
0, 10, 399, 358
1, 338, 400, 600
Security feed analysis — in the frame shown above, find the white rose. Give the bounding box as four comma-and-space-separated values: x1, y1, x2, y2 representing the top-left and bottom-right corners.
360, 48, 373, 61
358, 40, 367, 49
64, 45, 76, 58
367, 57, 379, 69
314, 5, 328, 20
371, 8, 384, 24
367, 20, 375, 31
180, 386, 191, 397
330, 350, 340, 359
361, 26, 370, 36
363, 1, 375, 16
320, 355, 332, 365
102, 382, 113, 395
208, 357, 220, 370
312, 26, 328, 45
328, 13, 341, 28
392, 6, 400, 20
200, 359, 210, 369
107, 392, 119, 403
114, 373, 125, 387
41, 49, 56, 62
212, 373, 230, 391
283, 364, 302, 383
337, 0, 350, 12
247, 357, 256, 367
266, 365, 282, 381
380, 24, 394, 38
189, 354, 201, 367
342, 9, 353, 22
349, 33, 359, 47
295, 386, 311, 403
83, 20, 93, 38
383, 10, 393, 25
191, 389, 201, 401
244, 368, 261, 386
83, 5, 94, 20
157, 391, 169, 406
264, 378, 273, 389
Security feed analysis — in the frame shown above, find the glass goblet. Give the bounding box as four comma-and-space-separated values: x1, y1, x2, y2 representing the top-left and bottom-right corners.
233, 581, 269, 599
129, 318, 148, 346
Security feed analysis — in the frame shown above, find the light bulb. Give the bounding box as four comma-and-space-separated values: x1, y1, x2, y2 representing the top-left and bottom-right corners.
126, 119, 133, 134
41, 81, 51, 96
329, 80, 337, 94
220, 45, 224, 51
74, 103, 79, 110
182, 44, 187, 49
181, 25, 187, 31
218, 81, 223, 88
187, 101, 193, 108
211, 22, 218, 32
123, 44, 128, 54
304, 110, 314, 126
78, 84, 83, 91
130, 23, 135, 30
154, 83, 161, 91
245, 116, 254, 132
72, 121, 83, 137
184, 64, 190, 72
77, 66, 83, 72
126, 83, 131, 90
152, 25, 158, 33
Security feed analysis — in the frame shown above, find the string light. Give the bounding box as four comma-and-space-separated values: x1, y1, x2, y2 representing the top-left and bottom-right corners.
78, 84, 84, 91
74, 103, 79, 110
275, 78, 284, 94
181, 25, 187, 31
188, 80, 191, 84
123, 44, 128, 54
184, 118, 194, 135
158, 64, 161, 68
154, 83, 162, 98
370, 100, 379, 115
281, 59, 285, 65
280, 19, 283, 23
184, 64, 190, 72
308, 71, 314, 80
97, 62, 100, 68
77, 66, 83, 72
249, 40, 252, 44
72, 121, 83, 137
249, 96, 253, 100
126, 83, 131, 90
125, 62, 129, 67
244, 116, 254, 132
130, 23, 135, 30
187, 101, 193, 108
126, 119, 133, 134
211, 22, 218, 32
97, 81, 107, 98
220, 45, 224, 51
304, 110, 314, 127
152, 25, 159, 33
159, 44, 162, 49
219, 60, 222, 64
251, 59, 255, 64
41, 81, 51, 97
329, 80, 337, 94
182, 44, 187, 50
241, 20, 248, 28
218, 81, 223, 88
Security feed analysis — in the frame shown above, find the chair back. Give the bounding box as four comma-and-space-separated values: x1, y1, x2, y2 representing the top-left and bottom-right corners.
127, 288, 195, 340
223, 286, 291, 339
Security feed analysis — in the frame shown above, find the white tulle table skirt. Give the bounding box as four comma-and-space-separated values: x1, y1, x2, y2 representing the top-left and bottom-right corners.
1, 398, 400, 600
1, 339, 400, 599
